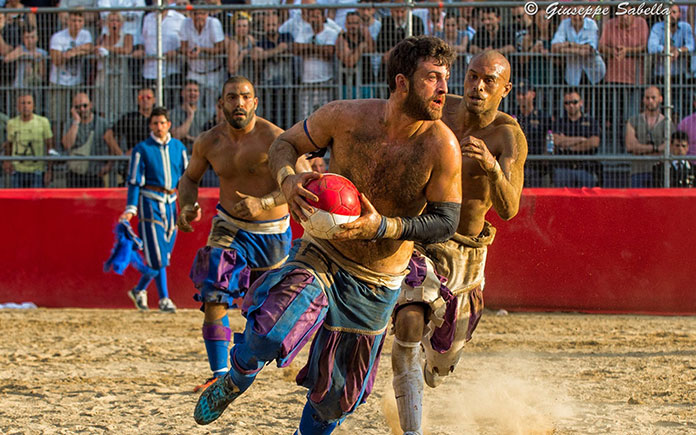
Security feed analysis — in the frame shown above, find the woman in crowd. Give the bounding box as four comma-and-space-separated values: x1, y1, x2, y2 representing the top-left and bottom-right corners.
227, 12, 256, 81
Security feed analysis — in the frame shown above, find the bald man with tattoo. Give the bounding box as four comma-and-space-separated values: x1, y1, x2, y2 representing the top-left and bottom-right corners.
392, 50, 528, 435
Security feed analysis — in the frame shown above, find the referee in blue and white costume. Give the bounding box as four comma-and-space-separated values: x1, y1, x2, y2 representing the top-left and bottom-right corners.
119, 106, 190, 313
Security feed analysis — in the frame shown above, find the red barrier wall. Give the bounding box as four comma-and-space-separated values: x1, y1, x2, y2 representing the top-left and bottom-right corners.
485, 188, 696, 315
1, 188, 695, 314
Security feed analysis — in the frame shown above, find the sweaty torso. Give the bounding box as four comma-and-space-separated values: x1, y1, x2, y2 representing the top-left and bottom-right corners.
201, 118, 288, 221
443, 95, 518, 237
323, 100, 442, 273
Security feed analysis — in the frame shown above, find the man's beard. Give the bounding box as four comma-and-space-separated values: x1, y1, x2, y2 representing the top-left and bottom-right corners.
402, 88, 441, 120
224, 107, 253, 129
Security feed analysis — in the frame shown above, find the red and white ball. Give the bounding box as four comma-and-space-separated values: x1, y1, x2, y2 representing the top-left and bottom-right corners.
301, 174, 362, 239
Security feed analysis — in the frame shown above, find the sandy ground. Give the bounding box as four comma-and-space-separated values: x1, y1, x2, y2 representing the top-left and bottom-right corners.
0, 308, 694, 434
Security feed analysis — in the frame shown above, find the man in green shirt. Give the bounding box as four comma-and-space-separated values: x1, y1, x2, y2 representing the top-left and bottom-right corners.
3, 92, 55, 188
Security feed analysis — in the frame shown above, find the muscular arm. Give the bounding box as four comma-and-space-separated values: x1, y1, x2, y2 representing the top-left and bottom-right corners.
176, 133, 209, 231
269, 107, 335, 178
178, 133, 210, 208
424, 130, 463, 206
178, 173, 200, 209
269, 103, 341, 220
485, 126, 527, 220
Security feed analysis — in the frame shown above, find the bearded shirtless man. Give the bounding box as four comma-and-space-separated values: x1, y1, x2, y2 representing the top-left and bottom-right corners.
177, 76, 307, 393
391, 50, 528, 435
194, 36, 463, 434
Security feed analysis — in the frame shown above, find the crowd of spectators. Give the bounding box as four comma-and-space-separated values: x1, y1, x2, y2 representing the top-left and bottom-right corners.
2, 1, 696, 189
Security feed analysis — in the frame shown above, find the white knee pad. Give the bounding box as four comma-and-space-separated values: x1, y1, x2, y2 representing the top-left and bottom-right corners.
392, 339, 423, 435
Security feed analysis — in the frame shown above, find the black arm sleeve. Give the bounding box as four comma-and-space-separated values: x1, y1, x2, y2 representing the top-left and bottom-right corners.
399, 201, 461, 244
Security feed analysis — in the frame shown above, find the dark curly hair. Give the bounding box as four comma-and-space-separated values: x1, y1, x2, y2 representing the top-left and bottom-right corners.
386, 36, 456, 93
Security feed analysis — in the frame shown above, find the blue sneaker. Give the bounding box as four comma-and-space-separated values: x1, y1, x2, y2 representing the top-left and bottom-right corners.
193, 373, 243, 425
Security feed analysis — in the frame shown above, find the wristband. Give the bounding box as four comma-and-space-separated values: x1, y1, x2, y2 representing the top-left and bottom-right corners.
276, 165, 296, 187
373, 216, 403, 240
260, 191, 282, 210
373, 216, 387, 240
487, 160, 502, 181
260, 196, 274, 210
383, 217, 403, 239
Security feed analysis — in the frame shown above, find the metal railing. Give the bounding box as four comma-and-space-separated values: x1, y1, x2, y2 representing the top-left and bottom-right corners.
1, 1, 695, 188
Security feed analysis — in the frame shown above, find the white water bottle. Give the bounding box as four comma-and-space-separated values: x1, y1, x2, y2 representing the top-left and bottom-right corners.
546, 130, 554, 154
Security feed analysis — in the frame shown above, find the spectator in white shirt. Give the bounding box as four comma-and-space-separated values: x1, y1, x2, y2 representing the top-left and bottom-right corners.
49, 10, 93, 132
551, 16, 606, 86
180, 7, 226, 110
58, 0, 97, 41
133, 3, 186, 108
291, 0, 339, 119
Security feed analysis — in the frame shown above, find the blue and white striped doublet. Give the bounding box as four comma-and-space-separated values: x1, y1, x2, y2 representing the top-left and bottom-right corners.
125, 134, 188, 269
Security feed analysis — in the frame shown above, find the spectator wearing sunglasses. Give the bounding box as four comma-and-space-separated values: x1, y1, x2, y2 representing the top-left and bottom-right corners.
551, 88, 600, 187
62, 92, 110, 187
